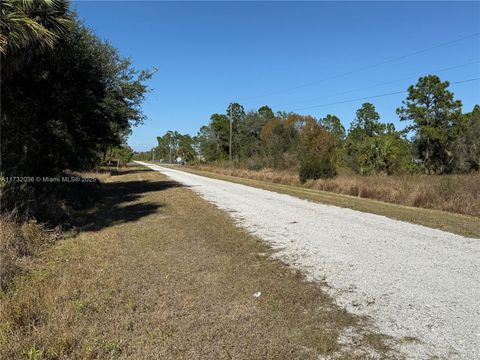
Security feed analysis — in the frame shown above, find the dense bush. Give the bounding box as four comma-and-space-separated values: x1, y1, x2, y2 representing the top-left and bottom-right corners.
299, 156, 337, 183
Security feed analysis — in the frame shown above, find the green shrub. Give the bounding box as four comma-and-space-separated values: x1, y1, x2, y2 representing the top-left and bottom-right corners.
299, 156, 337, 183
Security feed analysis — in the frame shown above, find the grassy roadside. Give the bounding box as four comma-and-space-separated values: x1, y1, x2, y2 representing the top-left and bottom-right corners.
0, 167, 399, 359
174, 166, 479, 238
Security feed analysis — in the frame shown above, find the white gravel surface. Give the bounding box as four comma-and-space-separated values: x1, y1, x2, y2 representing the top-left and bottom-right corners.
136, 162, 480, 359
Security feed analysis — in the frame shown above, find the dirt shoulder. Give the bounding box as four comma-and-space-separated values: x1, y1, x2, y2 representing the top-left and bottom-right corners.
0, 167, 397, 359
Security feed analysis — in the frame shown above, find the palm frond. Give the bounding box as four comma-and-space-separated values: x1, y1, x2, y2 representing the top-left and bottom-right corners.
0, 0, 71, 58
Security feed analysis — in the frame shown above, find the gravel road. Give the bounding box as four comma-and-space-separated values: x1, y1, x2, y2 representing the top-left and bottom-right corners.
136, 162, 480, 359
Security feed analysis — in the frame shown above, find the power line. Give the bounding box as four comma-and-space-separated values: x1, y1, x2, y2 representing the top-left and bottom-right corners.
274, 60, 480, 108
238, 32, 480, 101
291, 78, 480, 111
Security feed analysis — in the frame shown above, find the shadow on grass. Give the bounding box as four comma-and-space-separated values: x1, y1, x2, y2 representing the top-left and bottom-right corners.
2, 165, 183, 232
109, 168, 153, 176
77, 179, 185, 232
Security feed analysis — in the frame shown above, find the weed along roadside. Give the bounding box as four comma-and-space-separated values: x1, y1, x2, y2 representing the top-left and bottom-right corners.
0, 167, 397, 359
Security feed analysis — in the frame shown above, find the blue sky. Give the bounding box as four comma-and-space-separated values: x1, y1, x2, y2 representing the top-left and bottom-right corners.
73, 1, 480, 151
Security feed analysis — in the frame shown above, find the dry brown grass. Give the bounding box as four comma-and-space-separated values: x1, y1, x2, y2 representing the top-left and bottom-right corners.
190, 165, 480, 217
304, 174, 480, 217
0, 216, 57, 291
0, 167, 399, 359
0, 170, 113, 292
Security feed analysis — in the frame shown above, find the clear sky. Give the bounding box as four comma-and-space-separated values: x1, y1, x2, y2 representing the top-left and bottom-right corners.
72, 1, 480, 151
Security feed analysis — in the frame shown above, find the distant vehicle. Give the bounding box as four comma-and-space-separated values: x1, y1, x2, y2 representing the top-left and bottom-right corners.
176, 157, 186, 165
151, 158, 186, 165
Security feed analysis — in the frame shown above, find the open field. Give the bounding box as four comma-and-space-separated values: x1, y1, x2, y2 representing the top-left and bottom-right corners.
138, 162, 480, 359
188, 165, 480, 217
178, 165, 479, 238
0, 167, 394, 359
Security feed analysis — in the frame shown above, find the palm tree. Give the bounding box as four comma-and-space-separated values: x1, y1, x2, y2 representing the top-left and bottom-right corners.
1, 0, 71, 67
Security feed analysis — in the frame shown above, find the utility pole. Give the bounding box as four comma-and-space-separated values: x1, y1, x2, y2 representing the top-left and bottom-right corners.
229, 106, 232, 161
152, 148, 155, 162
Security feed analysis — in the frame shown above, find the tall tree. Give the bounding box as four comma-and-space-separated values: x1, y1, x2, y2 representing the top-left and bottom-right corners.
209, 113, 230, 159
1, 1, 153, 215
226, 102, 246, 122
450, 105, 480, 172
156, 133, 174, 160
258, 105, 274, 120
226, 102, 246, 159
260, 116, 298, 169
177, 134, 196, 162
236, 107, 273, 160
396, 75, 462, 173
197, 125, 218, 161
1, 20, 153, 177
319, 114, 345, 144
350, 103, 385, 137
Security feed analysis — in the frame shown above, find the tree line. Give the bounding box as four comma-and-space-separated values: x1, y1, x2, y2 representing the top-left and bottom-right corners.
1, 0, 151, 211
138, 75, 479, 180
